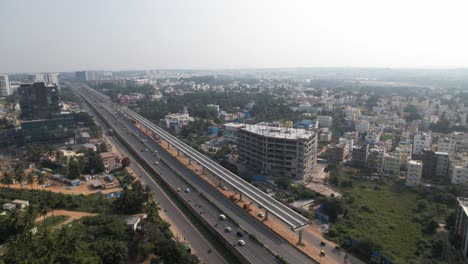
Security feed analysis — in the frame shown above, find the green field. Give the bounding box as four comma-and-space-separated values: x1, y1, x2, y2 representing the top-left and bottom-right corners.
326, 170, 453, 264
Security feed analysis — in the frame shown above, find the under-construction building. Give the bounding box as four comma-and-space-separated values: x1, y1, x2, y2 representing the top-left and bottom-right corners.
238, 124, 317, 180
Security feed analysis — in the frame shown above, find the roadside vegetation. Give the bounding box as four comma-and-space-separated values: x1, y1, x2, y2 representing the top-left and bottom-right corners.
0, 178, 200, 263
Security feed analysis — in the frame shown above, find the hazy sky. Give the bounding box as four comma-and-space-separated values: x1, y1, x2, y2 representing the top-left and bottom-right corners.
1, 0, 468, 73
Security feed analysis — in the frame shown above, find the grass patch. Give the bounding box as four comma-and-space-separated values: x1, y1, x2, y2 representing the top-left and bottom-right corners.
326, 169, 453, 263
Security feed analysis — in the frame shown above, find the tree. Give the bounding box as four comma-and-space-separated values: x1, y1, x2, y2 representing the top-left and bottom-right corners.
29, 144, 45, 162
99, 142, 108, 153
275, 178, 293, 190
27, 173, 35, 190
37, 173, 46, 189
14, 165, 26, 190
1, 171, 14, 188
67, 159, 81, 179
121, 157, 131, 168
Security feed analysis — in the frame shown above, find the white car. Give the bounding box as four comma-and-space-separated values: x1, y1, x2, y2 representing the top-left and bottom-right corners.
257, 212, 265, 218
237, 240, 246, 246
224, 227, 232, 233
219, 214, 227, 221
185, 188, 190, 193
154, 161, 159, 165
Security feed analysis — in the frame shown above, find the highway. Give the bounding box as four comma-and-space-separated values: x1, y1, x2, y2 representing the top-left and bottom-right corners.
77, 97, 227, 264
75, 82, 365, 264
120, 107, 311, 231
72, 83, 281, 264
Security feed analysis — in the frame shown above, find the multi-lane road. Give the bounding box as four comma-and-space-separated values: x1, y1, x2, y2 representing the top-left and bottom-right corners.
77, 95, 226, 263
72, 83, 282, 264
73, 82, 365, 264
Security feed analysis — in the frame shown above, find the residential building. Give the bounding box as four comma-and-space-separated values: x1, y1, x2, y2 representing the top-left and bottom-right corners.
238, 124, 317, 180
316, 115, 333, 128
164, 112, 194, 133
318, 129, 332, 142
18, 82, 62, 120
352, 144, 369, 168
406, 160, 423, 186
454, 197, 468, 260
450, 154, 468, 184
413, 132, 432, 156
383, 152, 401, 176
327, 143, 350, 164
421, 150, 450, 179
30, 73, 59, 87
223, 122, 246, 143
0, 75, 12, 96
438, 132, 468, 155
355, 120, 370, 134
368, 148, 386, 173
396, 140, 413, 169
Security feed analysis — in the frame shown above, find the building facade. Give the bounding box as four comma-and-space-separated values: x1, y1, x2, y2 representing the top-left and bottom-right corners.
413, 132, 432, 156
18, 82, 61, 120
238, 124, 317, 180
316, 115, 333, 128
454, 197, 468, 261
0, 75, 11, 96
406, 160, 423, 186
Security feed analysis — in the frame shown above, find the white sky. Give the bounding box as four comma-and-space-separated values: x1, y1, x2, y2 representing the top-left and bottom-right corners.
1, 0, 467, 73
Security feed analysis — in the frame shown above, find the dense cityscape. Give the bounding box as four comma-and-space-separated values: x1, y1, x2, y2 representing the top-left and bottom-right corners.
2, 1, 468, 264
0, 68, 468, 264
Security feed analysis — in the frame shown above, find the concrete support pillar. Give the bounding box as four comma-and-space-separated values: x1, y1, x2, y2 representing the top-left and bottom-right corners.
239, 192, 243, 201
188, 157, 192, 165
264, 210, 269, 221
177, 149, 180, 156
167, 142, 170, 149
201, 166, 205, 175
218, 178, 222, 187
297, 230, 303, 245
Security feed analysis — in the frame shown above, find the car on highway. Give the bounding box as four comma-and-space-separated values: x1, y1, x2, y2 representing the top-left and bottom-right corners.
177, 188, 181, 192
257, 212, 265, 218
185, 188, 190, 193
154, 161, 159, 165
145, 148, 149, 152
224, 227, 232, 233
219, 214, 227, 221
237, 240, 246, 246
153, 149, 158, 153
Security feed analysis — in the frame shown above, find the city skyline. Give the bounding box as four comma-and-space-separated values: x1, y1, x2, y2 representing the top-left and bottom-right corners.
2, 0, 468, 73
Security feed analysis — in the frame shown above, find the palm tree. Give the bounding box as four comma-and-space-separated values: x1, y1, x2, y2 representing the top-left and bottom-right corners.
14, 165, 26, 190
37, 173, 46, 190
27, 172, 35, 190
1, 171, 14, 188
38, 202, 49, 234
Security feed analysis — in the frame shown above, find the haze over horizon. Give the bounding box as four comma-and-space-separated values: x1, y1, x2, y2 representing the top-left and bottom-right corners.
1, 0, 468, 73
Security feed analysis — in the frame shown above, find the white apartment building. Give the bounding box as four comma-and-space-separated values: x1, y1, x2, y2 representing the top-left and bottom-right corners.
450, 154, 468, 184
223, 122, 246, 143
164, 113, 194, 131
438, 132, 468, 155
355, 120, 370, 134
238, 124, 317, 180
0, 75, 12, 96
438, 137, 456, 155
413, 132, 432, 156
383, 152, 401, 176
406, 160, 423, 186
316, 115, 333, 128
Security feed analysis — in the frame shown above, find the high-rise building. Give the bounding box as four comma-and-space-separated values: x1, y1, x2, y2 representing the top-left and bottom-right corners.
18, 82, 62, 120
238, 124, 317, 180
28, 73, 60, 87
413, 132, 432, 156
422, 149, 450, 179
454, 197, 468, 260
449, 154, 468, 184
406, 160, 423, 186
0, 75, 12, 96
